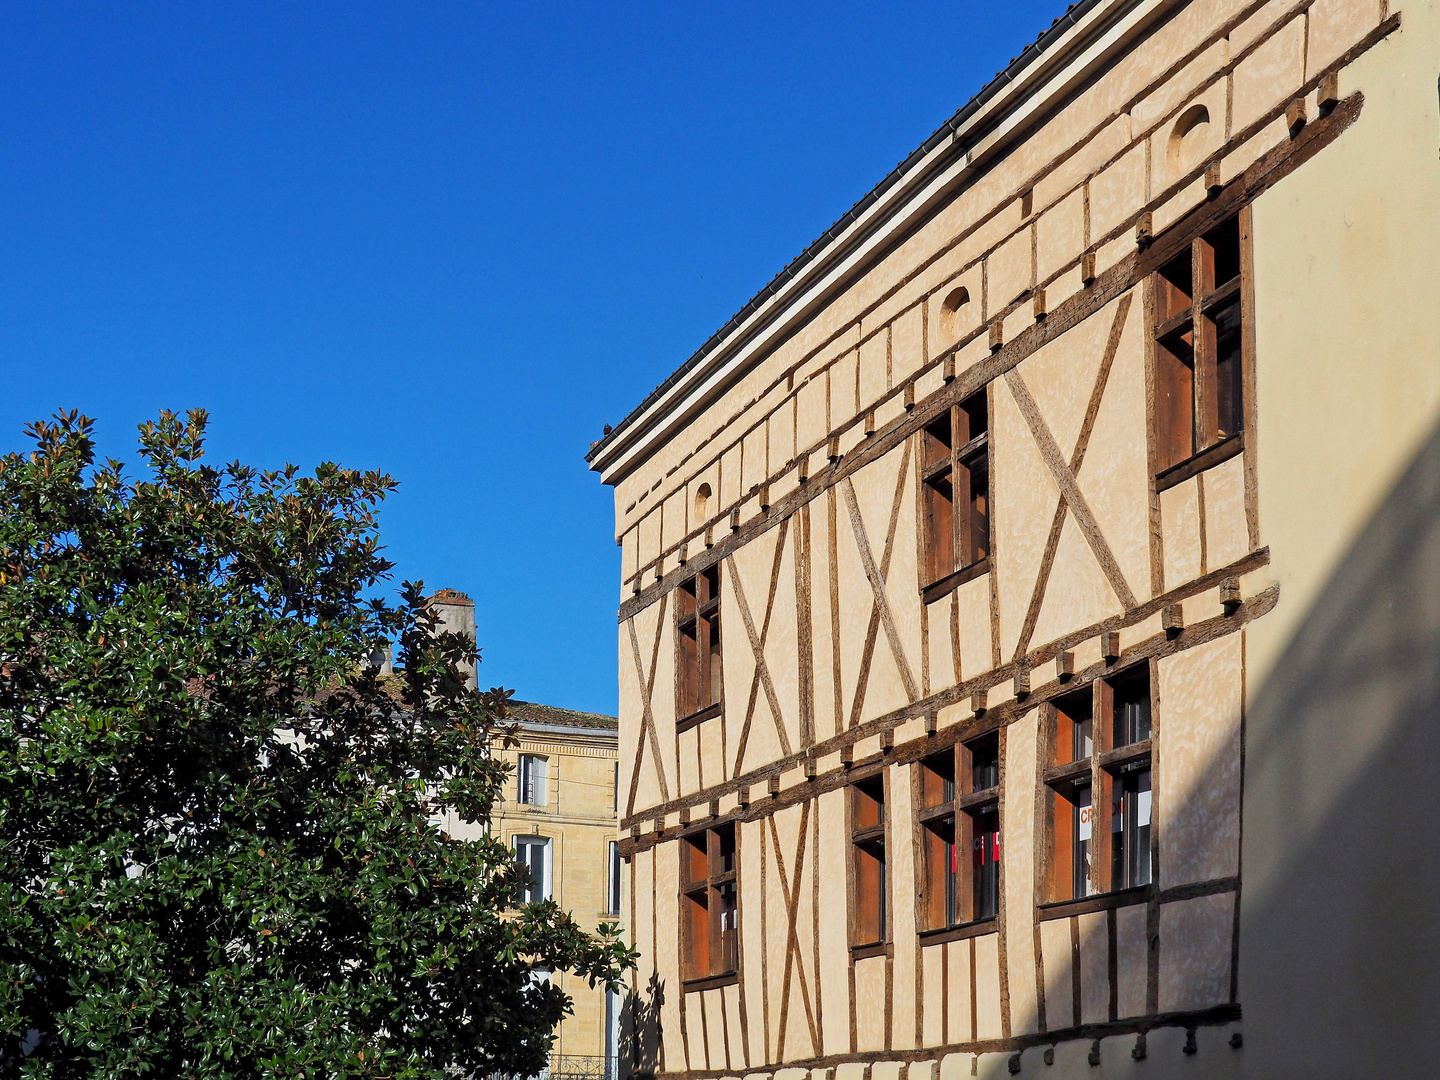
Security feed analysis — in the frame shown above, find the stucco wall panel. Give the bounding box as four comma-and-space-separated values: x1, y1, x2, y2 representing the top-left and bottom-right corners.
1073, 296, 1153, 600
957, 574, 993, 684
921, 945, 944, 1046
1158, 892, 1234, 1012
1158, 634, 1243, 887
993, 374, 1061, 659
946, 939, 973, 1042
1307, 0, 1379, 75
1035, 189, 1085, 285
1003, 711, 1040, 1034
1230, 13, 1305, 134
1078, 910, 1109, 1024
854, 955, 886, 1052
1115, 903, 1148, 1018
1040, 917, 1074, 1029
973, 934, 1003, 1040
1203, 454, 1249, 568
1160, 475, 1203, 589
816, 789, 851, 1055
1090, 144, 1148, 244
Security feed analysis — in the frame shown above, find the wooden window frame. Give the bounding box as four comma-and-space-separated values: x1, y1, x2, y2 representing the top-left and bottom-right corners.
920, 387, 991, 603
916, 732, 1002, 940
1151, 211, 1252, 492
848, 772, 890, 955
1041, 662, 1156, 907
680, 821, 739, 986
677, 565, 723, 732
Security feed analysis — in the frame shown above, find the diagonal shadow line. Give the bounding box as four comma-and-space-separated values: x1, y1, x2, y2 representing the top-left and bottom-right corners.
1013, 295, 1134, 661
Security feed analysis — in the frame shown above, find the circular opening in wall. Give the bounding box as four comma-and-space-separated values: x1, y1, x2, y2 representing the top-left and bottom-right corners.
1168, 103, 1211, 178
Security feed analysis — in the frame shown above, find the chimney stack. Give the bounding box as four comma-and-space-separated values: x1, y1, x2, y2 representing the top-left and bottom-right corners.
425, 589, 477, 691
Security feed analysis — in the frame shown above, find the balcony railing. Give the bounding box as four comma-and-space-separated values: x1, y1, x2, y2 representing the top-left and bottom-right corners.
492, 1054, 619, 1080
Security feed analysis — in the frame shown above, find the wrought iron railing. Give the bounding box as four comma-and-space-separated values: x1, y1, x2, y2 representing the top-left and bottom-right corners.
492, 1054, 619, 1080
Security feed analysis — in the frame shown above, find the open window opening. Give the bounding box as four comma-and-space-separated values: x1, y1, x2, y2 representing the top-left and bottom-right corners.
921, 388, 990, 601
918, 731, 1002, 933
681, 822, 738, 983
1153, 214, 1246, 484
677, 565, 722, 730
851, 775, 888, 947
1044, 664, 1155, 903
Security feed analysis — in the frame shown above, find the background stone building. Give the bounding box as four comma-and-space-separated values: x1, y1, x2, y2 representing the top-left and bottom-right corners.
427, 591, 625, 1079
588, 1, 1440, 1077
498, 700, 624, 1080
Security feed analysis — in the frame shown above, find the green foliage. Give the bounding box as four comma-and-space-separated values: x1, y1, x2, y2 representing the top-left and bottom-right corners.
0, 410, 635, 1079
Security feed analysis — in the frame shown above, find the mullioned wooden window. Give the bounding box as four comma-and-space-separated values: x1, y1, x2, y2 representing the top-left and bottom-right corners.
849, 775, 888, 953
681, 822, 738, 985
920, 389, 990, 603
1153, 214, 1248, 490
1042, 664, 1154, 903
677, 565, 722, 731
917, 733, 1001, 936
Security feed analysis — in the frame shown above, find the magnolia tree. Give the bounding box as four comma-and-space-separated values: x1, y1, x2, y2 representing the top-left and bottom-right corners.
0, 411, 634, 1079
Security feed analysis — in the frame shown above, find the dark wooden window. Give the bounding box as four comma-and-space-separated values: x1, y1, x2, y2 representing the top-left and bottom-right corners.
1153, 214, 1246, 482
918, 732, 1002, 933
1044, 664, 1154, 902
921, 389, 990, 600
681, 822, 738, 982
677, 565, 722, 729
850, 776, 888, 947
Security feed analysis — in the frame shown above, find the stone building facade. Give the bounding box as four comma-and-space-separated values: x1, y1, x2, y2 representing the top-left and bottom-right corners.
589, 1, 1440, 1077
496, 700, 624, 1079
425, 591, 624, 1077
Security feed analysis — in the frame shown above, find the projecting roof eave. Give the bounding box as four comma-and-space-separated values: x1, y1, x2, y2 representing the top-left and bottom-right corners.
588, 0, 1178, 486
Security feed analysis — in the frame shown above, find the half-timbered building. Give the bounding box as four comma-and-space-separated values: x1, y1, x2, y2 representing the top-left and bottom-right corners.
589, 1, 1440, 1076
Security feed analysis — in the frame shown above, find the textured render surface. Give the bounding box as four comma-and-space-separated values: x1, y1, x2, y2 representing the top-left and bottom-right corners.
1240, 2, 1440, 1076
610, 1, 1419, 1076
1157, 635, 1243, 888
1158, 892, 1233, 1013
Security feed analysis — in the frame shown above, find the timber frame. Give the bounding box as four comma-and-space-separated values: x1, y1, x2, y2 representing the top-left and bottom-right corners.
604, 3, 1407, 1078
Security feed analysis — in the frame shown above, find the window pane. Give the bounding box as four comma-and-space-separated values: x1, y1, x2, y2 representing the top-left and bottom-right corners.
608, 841, 622, 914
920, 753, 955, 808
1073, 785, 1093, 899
1156, 329, 1196, 469
1111, 767, 1153, 890
706, 614, 723, 706
972, 807, 1000, 921
968, 456, 989, 565
969, 734, 999, 792
923, 474, 955, 583
1208, 217, 1241, 287
852, 777, 884, 830
1213, 298, 1243, 439
922, 814, 956, 929
854, 840, 886, 944
1113, 669, 1152, 747
718, 881, 738, 972
684, 888, 710, 977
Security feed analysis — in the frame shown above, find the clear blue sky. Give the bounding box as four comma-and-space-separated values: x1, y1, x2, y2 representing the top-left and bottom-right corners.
0, 1, 1067, 715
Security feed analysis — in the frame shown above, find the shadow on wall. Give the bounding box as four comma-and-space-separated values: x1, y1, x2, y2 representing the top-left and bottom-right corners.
1241, 415, 1440, 1078
620, 970, 664, 1079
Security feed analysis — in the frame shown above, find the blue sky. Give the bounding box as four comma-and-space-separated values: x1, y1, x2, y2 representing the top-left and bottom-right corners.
0, 1, 1067, 714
